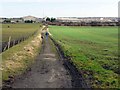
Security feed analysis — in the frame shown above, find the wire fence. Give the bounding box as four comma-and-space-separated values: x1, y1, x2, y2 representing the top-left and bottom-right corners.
1, 30, 39, 53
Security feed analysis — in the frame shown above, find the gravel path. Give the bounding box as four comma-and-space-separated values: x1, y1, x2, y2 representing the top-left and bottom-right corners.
11, 37, 72, 88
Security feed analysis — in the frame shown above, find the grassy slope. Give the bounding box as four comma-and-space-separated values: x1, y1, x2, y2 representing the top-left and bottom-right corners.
2, 23, 41, 42
49, 26, 118, 88
1, 25, 43, 82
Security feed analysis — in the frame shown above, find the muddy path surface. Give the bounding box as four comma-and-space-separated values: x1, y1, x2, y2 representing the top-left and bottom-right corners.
9, 37, 73, 88
3, 31, 88, 88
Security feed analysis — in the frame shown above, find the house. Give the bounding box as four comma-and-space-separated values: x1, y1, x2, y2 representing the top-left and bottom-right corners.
10, 18, 24, 23
22, 15, 43, 23
0, 18, 6, 23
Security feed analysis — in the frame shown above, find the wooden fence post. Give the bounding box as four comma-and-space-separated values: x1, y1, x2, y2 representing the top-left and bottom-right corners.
13, 40, 15, 46
8, 36, 11, 50
3, 45, 7, 51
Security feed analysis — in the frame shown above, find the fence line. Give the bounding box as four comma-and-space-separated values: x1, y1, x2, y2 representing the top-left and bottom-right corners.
1, 29, 40, 53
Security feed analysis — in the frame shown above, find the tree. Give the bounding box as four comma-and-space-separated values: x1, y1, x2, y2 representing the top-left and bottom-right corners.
16, 20, 19, 23
51, 18, 56, 22
25, 20, 33, 23
46, 17, 51, 22
4, 19, 11, 23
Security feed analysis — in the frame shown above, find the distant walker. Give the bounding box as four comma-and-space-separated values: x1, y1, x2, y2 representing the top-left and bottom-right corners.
45, 31, 49, 40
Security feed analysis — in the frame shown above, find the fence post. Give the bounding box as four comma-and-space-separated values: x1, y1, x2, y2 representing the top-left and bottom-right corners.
13, 40, 15, 46
8, 36, 11, 50
3, 44, 7, 51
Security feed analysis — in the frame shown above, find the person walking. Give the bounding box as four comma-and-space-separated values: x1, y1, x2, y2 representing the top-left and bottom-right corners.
45, 31, 49, 40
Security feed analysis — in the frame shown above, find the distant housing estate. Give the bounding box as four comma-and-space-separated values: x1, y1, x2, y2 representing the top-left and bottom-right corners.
0, 16, 44, 23
0, 16, 118, 26
51, 17, 118, 26
56, 17, 118, 22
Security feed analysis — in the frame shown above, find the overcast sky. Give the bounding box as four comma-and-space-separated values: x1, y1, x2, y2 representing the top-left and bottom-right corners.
0, 0, 119, 18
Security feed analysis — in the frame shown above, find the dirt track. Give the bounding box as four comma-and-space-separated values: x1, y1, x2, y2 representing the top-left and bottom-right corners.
2, 29, 88, 88
9, 37, 73, 88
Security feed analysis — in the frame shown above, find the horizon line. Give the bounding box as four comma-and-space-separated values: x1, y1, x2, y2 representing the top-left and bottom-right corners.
0, 15, 118, 18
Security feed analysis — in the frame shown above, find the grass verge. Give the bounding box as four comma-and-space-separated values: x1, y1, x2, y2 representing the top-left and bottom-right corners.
1, 27, 42, 83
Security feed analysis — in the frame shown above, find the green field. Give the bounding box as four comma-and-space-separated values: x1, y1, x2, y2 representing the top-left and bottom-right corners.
2, 23, 41, 42
49, 26, 118, 88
